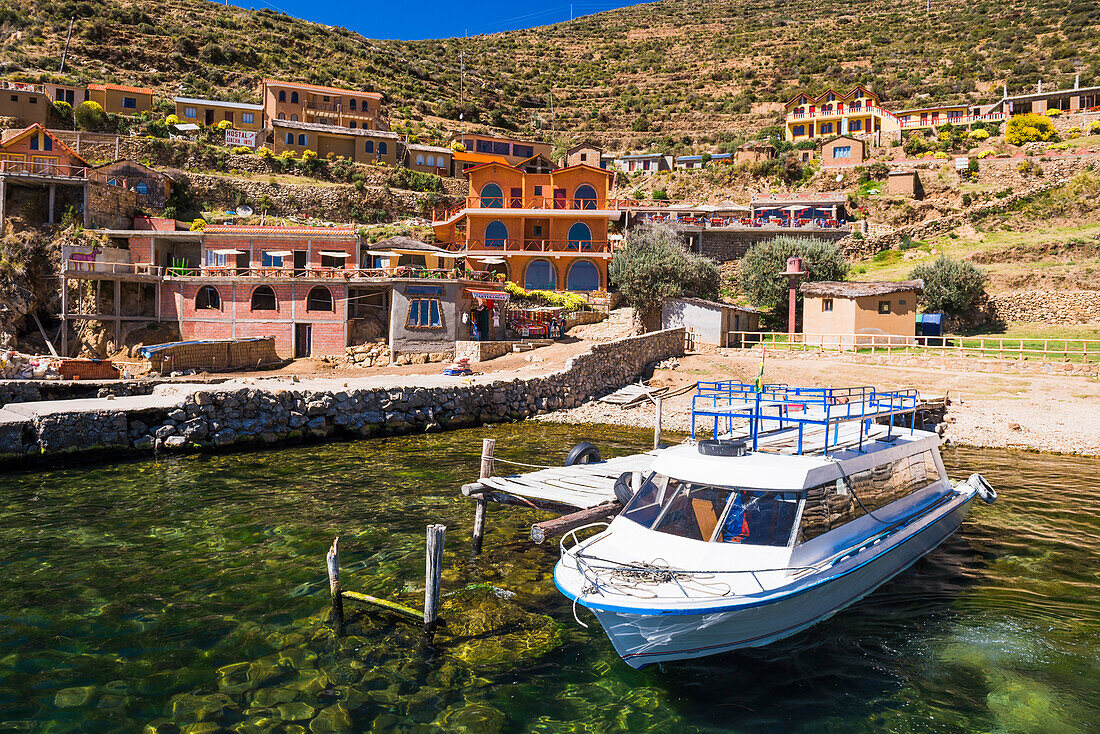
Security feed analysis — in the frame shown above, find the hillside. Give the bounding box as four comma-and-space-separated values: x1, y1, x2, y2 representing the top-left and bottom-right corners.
1, 0, 1098, 150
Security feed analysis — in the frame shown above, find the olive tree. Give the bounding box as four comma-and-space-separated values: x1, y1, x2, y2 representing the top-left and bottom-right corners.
609, 223, 720, 331
910, 256, 987, 315
740, 235, 849, 324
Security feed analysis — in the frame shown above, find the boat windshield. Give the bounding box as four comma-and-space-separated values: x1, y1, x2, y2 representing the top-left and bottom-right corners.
621, 474, 801, 546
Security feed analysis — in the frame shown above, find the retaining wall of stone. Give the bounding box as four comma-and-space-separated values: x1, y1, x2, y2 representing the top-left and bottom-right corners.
0, 379, 184, 408
989, 290, 1100, 325
0, 328, 685, 465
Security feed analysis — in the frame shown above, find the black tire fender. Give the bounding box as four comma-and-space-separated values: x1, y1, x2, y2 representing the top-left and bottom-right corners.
971, 473, 997, 504
564, 442, 602, 467
613, 472, 636, 505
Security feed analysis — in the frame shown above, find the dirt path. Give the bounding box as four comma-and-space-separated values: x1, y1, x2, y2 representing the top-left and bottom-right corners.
537, 349, 1100, 456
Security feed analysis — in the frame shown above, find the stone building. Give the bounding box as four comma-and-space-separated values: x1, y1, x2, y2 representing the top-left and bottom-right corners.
661, 297, 761, 346
561, 143, 604, 169
800, 280, 922, 346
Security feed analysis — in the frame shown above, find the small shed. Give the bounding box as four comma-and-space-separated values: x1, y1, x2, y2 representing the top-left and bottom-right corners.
887, 170, 924, 200
734, 141, 776, 165
800, 280, 923, 347
90, 160, 175, 208
820, 136, 865, 167
561, 142, 603, 169
661, 297, 761, 347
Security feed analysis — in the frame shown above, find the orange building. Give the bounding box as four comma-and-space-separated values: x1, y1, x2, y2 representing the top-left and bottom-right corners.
432, 161, 618, 292
261, 79, 383, 131
86, 83, 155, 115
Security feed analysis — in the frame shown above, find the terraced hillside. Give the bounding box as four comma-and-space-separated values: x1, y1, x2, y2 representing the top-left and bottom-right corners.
0, 0, 1098, 149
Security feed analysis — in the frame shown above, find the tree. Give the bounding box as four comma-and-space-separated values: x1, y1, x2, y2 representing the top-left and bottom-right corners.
609, 223, 719, 331
740, 236, 849, 324
1005, 113, 1056, 145
910, 256, 987, 315
74, 101, 107, 131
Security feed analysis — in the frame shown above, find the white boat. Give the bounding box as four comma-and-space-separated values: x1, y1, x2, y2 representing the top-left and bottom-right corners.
554, 383, 996, 668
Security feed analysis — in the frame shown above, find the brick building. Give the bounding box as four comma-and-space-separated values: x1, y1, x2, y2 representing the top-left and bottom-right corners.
0, 123, 90, 229
272, 119, 400, 165
261, 79, 383, 131
86, 83, 155, 115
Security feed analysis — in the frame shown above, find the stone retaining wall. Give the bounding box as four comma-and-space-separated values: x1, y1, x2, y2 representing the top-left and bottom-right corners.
454, 341, 513, 363
990, 290, 1100, 325
0, 328, 686, 464
0, 379, 181, 408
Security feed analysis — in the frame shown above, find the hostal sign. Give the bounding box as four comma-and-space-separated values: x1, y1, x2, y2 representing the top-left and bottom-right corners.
225, 129, 257, 148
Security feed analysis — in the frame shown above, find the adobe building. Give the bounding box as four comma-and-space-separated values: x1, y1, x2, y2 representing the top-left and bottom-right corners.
173, 97, 264, 131
800, 280, 922, 347
820, 135, 865, 167
0, 80, 50, 126
887, 170, 924, 200
261, 79, 384, 131
661, 298, 761, 346
272, 119, 400, 165
734, 141, 776, 165
561, 143, 604, 169
0, 123, 90, 229
86, 83, 155, 115
404, 143, 453, 176
452, 132, 552, 166
43, 82, 85, 107
432, 160, 618, 293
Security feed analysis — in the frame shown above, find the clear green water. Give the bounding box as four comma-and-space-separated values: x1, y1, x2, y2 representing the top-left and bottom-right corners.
1, 424, 1097, 733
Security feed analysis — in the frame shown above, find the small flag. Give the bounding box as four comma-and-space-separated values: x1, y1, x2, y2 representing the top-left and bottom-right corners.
754, 346, 766, 392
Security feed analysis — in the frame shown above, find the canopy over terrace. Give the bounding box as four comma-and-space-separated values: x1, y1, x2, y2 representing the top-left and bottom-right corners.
750, 192, 848, 221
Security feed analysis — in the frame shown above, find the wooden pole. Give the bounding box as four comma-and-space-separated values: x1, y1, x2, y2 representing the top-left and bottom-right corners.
653, 396, 663, 449
326, 537, 344, 636
424, 524, 446, 635
472, 438, 494, 554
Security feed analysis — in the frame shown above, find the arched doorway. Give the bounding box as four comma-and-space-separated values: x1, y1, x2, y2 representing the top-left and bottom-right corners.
479, 183, 503, 208
567, 222, 592, 250
566, 260, 600, 291
573, 184, 597, 210
524, 259, 556, 290
484, 221, 508, 248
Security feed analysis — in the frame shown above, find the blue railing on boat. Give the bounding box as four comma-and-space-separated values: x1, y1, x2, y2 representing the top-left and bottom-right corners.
690, 382, 919, 456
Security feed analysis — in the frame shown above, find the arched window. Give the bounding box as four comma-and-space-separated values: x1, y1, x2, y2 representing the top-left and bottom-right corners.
378, 142, 387, 155
480, 183, 503, 208
484, 221, 508, 248
278, 112, 285, 120
364, 140, 374, 154
566, 260, 600, 291
524, 259, 556, 290
297, 134, 307, 146
285, 133, 294, 144
134, 182, 148, 195
290, 91, 299, 104
426, 155, 435, 167
573, 184, 598, 210
567, 222, 592, 250
195, 286, 221, 310
290, 114, 298, 121
278, 90, 286, 102
349, 99, 357, 110
306, 286, 334, 312
251, 285, 277, 311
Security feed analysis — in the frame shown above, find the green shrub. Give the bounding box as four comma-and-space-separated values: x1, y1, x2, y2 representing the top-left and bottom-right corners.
74, 100, 107, 131
1005, 113, 1056, 145
609, 223, 719, 327
53, 100, 72, 119
651, 189, 669, 201
740, 235, 849, 324
910, 256, 987, 315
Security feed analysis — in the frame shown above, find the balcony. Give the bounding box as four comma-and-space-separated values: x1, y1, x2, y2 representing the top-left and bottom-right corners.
786, 105, 887, 122
433, 196, 625, 223
163, 265, 501, 281
0, 80, 44, 94
1, 160, 87, 179
441, 239, 613, 255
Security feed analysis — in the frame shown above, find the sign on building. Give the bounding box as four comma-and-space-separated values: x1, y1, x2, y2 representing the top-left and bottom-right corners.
225, 129, 257, 148
954, 157, 970, 171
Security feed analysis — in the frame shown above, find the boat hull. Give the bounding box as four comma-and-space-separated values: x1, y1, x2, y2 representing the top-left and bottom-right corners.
563, 492, 975, 668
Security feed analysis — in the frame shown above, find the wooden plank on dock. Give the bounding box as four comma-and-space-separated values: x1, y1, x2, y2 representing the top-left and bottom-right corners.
466, 452, 658, 510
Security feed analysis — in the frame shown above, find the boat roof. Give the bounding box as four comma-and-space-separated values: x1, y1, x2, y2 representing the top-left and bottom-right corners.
650, 428, 940, 491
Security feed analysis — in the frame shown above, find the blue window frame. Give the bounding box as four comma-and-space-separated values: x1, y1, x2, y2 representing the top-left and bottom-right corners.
406, 298, 442, 328
573, 184, 598, 210
834, 145, 851, 159
567, 222, 592, 250
261, 252, 284, 268
850, 120, 862, 131
378, 142, 387, 155
484, 221, 508, 248
793, 125, 805, 136
365, 140, 374, 154
134, 182, 148, 195
285, 133, 294, 144
297, 134, 306, 146
480, 183, 504, 208
242, 112, 254, 124
524, 259, 556, 290
290, 92, 299, 104
122, 97, 137, 109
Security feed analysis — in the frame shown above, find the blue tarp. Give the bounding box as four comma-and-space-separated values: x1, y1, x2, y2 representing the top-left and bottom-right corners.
137, 337, 268, 358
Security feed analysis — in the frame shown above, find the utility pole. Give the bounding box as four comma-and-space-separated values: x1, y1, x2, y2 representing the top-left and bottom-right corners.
550, 91, 555, 143
458, 50, 464, 121
59, 16, 74, 74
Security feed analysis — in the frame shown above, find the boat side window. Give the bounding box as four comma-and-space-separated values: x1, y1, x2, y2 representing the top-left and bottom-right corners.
621, 473, 673, 528
651, 483, 730, 541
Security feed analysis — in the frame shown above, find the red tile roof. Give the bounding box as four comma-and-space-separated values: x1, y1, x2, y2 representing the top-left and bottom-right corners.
262, 79, 383, 98
87, 83, 154, 95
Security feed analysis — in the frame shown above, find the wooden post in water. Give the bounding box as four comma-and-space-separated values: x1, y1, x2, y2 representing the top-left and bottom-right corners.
653, 396, 664, 449
326, 537, 344, 636
424, 524, 446, 635
472, 438, 494, 554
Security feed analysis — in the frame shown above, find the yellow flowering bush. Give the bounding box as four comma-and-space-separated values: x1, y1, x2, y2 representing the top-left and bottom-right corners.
1005, 113, 1056, 145
166, 114, 180, 126
933, 151, 948, 159
256, 146, 274, 159
968, 129, 990, 140
1044, 109, 1061, 117
977, 150, 994, 158
190, 218, 206, 231
215, 120, 234, 131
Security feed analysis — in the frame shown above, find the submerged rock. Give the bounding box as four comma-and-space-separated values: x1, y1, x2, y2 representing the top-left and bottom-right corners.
309, 703, 353, 733
169, 691, 235, 723
432, 702, 506, 734
276, 701, 316, 721
54, 686, 96, 708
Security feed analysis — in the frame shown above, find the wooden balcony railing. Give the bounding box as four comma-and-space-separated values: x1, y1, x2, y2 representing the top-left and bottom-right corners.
440, 239, 613, 254
165, 265, 500, 281
898, 112, 1006, 128
433, 196, 629, 223
1, 160, 87, 178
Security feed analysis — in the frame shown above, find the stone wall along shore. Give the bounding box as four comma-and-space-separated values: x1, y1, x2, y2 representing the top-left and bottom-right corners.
0, 328, 686, 464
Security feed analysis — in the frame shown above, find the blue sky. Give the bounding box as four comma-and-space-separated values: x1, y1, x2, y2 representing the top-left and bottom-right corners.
228, 0, 645, 40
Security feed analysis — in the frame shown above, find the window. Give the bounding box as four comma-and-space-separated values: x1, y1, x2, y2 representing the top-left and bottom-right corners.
349, 99, 357, 110
534, 185, 543, 196
284, 133, 294, 144
580, 153, 588, 162
184, 107, 197, 118
524, 259, 556, 290
297, 134, 307, 146
134, 182, 148, 195
820, 123, 833, 134
44, 135, 53, 150
793, 125, 805, 136
416, 154, 425, 166
322, 95, 330, 102
480, 183, 504, 208
898, 299, 906, 306
822, 298, 833, 312
224, 111, 234, 123
349, 121, 357, 129
484, 220, 508, 248
567, 222, 592, 249
512, 144, 533, 158
567, 260, 600, 291
278, 90, 286, 102
195, 286, 220, 310
251, 285, 277, 311
205, 250, 227, 267
320, 254, 345, 269
261, 252, 284, 268
476, 139, 492, 154
799, 452, 940, 542
833, 145, 852, 159
622, 474, 800, 546
532, 225, 543, 237
850, 120, 862, 131
878, 300, 891, 314
306, 286, 334, 311
406, 298, 442, 328
290, 92, 299, 104
426, 155, 434, 167
9, 95, 16, 102
573, 184, 598, 210
122, 97, 137, 109
242, 112, 254, 124
30, 136, 38, 151
278, 112, 285, 120
378, 142, 387, 155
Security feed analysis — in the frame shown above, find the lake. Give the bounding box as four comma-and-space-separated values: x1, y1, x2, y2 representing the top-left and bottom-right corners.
1, 423, 1097, 732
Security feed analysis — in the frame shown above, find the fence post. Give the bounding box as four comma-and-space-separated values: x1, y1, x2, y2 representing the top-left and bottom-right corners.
326, 537, 344, 636
424, 524, 446, 636
472, 438, 494, 555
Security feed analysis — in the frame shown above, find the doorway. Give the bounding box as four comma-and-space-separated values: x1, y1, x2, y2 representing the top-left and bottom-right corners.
204, 109, 215, 126
294, 323, 312, 358
293, 250, 307, 276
